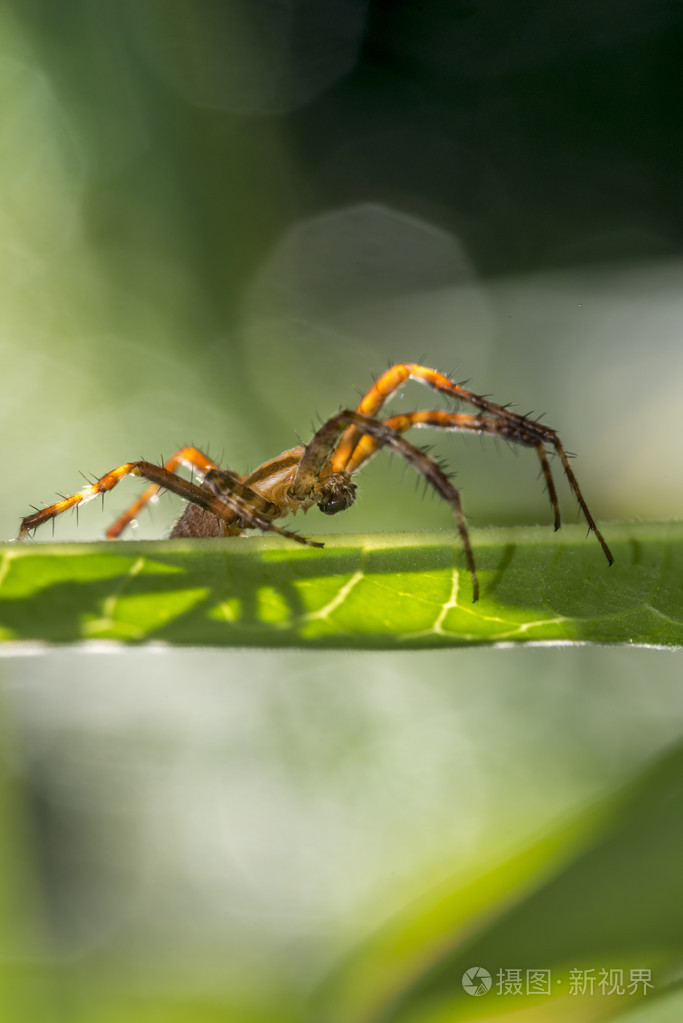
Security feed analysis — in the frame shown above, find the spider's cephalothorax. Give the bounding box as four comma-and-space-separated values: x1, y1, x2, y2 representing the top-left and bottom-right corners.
17, 363, 613, 601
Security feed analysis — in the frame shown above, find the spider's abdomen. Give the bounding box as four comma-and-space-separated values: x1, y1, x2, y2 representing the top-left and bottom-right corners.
171, 470, 245, 538
314, 472, 357, 515
171, 501, 235, 538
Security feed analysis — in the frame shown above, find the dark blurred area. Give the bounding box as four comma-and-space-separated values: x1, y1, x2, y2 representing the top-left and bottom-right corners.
304, 1, 683, 272
10, 0, 683, 291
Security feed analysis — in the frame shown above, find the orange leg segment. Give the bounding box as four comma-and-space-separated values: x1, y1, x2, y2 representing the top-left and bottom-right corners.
331, 364, 480, 471
18, 461, 226, 540
19, 462, 150, 539
331, 362, 574, 471
106, 447, 219, 539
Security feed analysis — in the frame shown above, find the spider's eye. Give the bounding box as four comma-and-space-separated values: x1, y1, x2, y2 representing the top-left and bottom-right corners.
317, 474, 356, 515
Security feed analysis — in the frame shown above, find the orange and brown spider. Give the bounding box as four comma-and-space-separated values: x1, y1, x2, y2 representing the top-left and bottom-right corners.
17, 363, 613, 601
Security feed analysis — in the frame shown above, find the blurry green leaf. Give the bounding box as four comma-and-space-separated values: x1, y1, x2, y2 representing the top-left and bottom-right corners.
315, 742, 683, 1022
0, 522, 680, 649
0, 701, 58, 1021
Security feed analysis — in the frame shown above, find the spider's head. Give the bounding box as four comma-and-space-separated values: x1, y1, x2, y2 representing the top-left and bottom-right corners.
315, 472, 357, 516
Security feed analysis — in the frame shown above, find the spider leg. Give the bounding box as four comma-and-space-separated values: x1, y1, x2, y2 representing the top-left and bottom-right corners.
18, 461, 323, 548
292, 410, 479, 600
106, 446, 220, 539
332, 363, 483, 470
534, 442, 561, 532
345, 410, 612, 564
196, 468, 324, 547
330, 363, 611, 560
332, 363, 578, 467
543, 434, 613, 564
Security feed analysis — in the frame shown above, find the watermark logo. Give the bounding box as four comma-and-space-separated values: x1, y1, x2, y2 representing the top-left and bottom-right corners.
462, 966, 493, 996
460, 966, 653, 999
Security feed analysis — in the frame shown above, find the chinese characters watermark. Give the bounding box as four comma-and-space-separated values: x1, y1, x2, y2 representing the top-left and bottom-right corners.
462, 966, 653, 998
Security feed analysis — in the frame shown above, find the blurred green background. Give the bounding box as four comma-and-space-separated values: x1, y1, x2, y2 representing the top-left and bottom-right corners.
0, 2, 682, 1020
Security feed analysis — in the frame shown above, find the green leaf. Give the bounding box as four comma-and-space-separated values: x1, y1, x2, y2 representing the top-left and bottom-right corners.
315, 741, 683, 1023
0, 522, 680, 649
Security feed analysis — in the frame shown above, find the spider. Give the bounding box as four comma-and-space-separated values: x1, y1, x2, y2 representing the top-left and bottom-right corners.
17, 363, 613, 601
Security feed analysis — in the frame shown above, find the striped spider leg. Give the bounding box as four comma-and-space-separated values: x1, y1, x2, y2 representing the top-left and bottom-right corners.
17, 451, 323, 549
106, 447, 219, 539
331, 363, 613, 566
